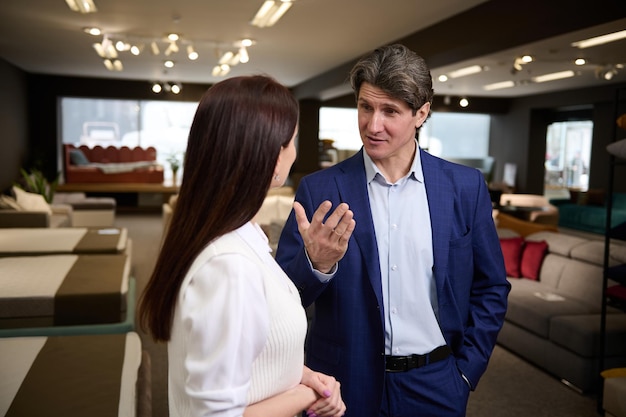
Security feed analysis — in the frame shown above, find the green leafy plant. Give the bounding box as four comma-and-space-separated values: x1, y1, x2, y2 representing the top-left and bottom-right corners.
166, 153, 183, 174
17, 168, 60, 203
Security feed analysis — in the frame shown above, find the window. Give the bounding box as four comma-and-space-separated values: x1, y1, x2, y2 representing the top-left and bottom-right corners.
544, 120, 592, 192
60, 98, 198, 181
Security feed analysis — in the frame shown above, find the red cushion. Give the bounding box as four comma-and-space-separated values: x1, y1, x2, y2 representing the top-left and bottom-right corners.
521, 240, 548, 281
500, 237, 525, 278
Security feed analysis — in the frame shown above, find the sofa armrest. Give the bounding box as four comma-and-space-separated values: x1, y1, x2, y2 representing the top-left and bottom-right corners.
548, 198, 570, 207
0, 210, 50, 228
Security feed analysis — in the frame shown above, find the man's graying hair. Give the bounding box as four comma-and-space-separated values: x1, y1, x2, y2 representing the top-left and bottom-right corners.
349, 44, 434, 119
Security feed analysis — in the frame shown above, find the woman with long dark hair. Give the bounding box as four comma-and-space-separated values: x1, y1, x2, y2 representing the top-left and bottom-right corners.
139, 75, 345, 417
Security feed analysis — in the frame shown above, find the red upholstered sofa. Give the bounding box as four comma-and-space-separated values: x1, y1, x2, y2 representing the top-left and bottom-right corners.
64, 144, 164, 184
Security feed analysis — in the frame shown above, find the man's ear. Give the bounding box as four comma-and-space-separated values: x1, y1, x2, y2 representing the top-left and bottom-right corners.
415, 102, 431, 128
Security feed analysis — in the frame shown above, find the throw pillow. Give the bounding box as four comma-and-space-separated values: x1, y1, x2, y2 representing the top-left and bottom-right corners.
0, 194, 21, 210
12, 186, 52, 214
500, 236, 524, 278
520, 240, 548, 281
69, 148, 91, 166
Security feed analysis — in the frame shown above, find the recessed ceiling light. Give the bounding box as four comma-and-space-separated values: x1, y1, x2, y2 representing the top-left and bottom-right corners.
574, 58, 586, 66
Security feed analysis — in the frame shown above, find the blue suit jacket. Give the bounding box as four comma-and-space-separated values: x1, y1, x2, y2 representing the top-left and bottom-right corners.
276, 148, 509, 416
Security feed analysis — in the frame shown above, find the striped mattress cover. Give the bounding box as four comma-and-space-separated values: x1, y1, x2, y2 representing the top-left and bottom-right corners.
0, 227, 128, 256
0, 254, 130, 329
0, 332, 147, 417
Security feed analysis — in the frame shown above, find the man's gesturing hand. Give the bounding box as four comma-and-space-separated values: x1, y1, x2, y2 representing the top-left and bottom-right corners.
293, 200, 355, 273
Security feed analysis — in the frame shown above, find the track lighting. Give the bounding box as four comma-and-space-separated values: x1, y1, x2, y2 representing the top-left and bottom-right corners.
83, 28, 256, 77
150, 41, 160, 55
595, 65, 619, 81
212, 64, 231, 77
187, 45, 198, 60
151, 81, 183, 94
103, 59, 122, 71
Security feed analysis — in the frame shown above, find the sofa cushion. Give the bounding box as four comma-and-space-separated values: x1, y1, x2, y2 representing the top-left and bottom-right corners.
0, 195, 21, 210
520, 240, 548, 281
550, 314, 626, 357
69, 148, 91, 165
12, 187, 52, 214
500, 236, 524, 277
526, 231, 586, 257
555, 258, 605, 309
506, 279, 594, 338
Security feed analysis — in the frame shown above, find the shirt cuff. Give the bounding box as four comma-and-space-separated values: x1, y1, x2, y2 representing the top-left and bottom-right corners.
304, 248, 337, 283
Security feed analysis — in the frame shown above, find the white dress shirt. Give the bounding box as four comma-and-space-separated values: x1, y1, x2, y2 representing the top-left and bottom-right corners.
363, 144, 446, 356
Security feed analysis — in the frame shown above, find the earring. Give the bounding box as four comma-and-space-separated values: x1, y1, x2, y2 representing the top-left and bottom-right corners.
274, 174, 281, 181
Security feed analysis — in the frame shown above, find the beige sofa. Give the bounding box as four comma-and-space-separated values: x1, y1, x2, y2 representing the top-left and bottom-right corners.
497, 229, 626, 392
162, 186, 295, 249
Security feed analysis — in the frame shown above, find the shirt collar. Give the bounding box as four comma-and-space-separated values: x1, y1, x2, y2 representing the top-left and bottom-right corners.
362, 139, 424, 184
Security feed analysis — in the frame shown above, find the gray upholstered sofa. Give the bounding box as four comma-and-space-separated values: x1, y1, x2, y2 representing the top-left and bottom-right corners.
497, 229, 626, 393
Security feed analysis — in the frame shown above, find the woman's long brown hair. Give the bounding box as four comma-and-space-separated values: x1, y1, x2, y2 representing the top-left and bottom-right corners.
138, 75, 298, 341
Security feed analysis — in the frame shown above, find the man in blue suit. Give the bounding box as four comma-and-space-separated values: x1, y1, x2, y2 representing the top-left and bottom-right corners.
276, 44, 510, 417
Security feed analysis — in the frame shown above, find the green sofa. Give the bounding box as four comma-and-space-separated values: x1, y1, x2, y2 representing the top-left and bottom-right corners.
551, 192, 626, 235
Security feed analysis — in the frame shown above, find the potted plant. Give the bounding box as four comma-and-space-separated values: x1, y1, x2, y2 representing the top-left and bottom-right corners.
16, 168, 60, 203
166, 153, 183, 185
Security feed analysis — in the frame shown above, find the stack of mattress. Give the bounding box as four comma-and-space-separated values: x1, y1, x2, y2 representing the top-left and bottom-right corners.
0, 226, 151, 416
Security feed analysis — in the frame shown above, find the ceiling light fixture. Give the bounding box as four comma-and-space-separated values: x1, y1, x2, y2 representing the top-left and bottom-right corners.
93, 35, 117, 59
187, 45, 198, 60
251, 0, 294, 28
164, 60, 175, 68
65, 0, 97, 13
83, 27, 101, 36
483, 80, 516, 91
150, 41, 160, 55
574, 58, 586, 66
130, 44, 143, 56
571, 29, 626, 49
438, 74, 448, 82
103, 58, 122, 71
531, 70, 576, 83
459, 98, 469, 108
84, 28, 255, 76
447, 65, 483, 79
595, 65, 619, 81
212, 64, 231, 77
152, 82, 163, 93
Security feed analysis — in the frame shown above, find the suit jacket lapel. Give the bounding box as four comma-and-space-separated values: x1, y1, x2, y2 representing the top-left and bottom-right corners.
421, 149, 453, 292
335, 150, 384, 307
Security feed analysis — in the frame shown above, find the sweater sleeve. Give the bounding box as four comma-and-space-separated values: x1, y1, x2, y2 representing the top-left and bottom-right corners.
179, 253, 269, 417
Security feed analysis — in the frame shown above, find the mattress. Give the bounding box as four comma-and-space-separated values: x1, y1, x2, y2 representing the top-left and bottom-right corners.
0, 332, 145, 417
0, 227, 128, 256
0, 277, 136, 338
0, 254, 130, 328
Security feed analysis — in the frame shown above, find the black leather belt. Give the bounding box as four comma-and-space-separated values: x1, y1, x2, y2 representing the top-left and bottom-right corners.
385, 345, 451, 372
